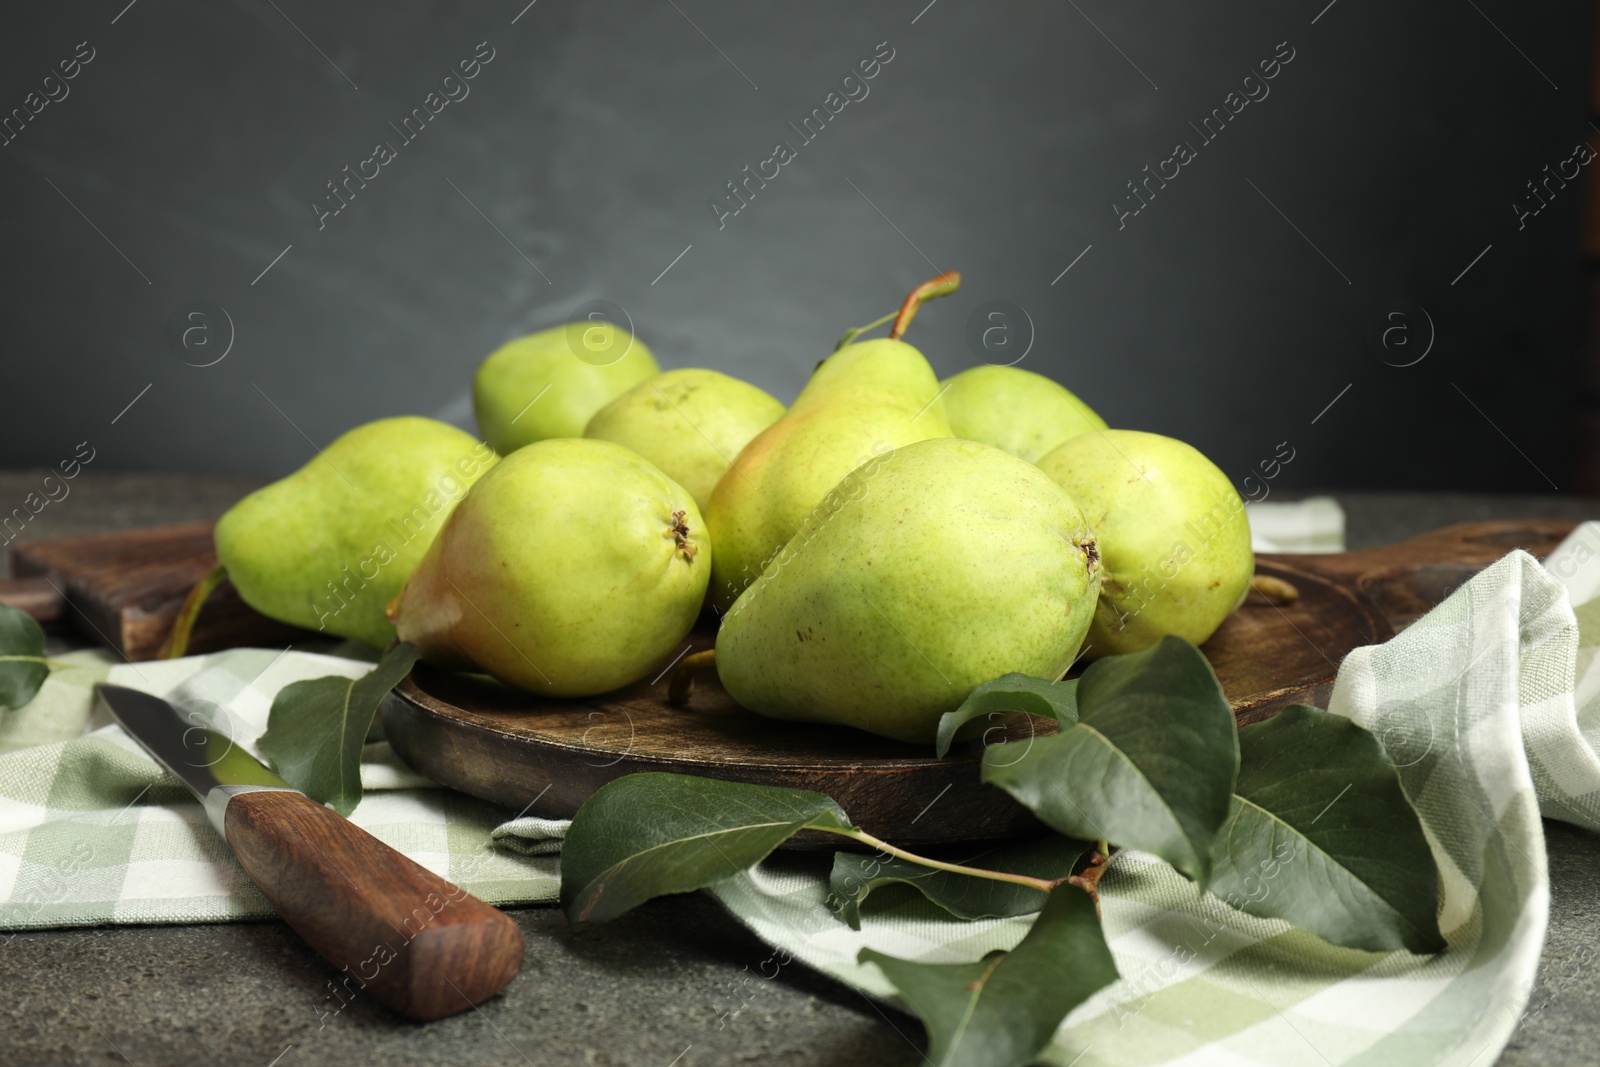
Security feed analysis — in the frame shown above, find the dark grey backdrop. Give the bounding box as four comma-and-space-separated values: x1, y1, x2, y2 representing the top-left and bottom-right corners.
0, 0, 1590, 493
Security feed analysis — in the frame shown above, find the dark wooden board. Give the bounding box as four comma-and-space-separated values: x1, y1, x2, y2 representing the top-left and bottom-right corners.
1, 516, 1579, 846
3, 521, 309, 660
381, 519, 1580, 846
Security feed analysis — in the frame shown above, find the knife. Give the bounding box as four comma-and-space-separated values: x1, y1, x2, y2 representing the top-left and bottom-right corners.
95, 683, 524, 1021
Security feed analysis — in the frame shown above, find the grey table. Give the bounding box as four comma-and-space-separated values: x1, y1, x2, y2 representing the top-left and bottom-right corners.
1, 472, 1597, 1067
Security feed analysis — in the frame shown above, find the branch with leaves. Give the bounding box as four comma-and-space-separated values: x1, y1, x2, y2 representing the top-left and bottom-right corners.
557, 636, 1444, 1067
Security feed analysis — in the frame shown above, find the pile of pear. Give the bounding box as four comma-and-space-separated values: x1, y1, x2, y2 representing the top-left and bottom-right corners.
212, 274, 1253, 746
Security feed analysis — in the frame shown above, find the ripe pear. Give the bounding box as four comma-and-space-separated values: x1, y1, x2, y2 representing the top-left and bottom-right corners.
389, 438, 709, 697
1035, 429, 1253, 657
704, 339, 950, 611
583, 368, 786, 512
941, 365, 1107, 462
474, 321, 660, 453
215, 417, 496, 648
716, 438, 1101, 744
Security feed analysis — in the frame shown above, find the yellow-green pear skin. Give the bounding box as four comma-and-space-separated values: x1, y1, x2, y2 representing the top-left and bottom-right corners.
704, 338, 951, 612
941, 365, 1108, 462
214, 417, 496, 648
389, 438, 709, 697
473, 322, 660, 453
1035, 429, 1253, 658
716, 438, 1101, 744
583, 368, 786, 512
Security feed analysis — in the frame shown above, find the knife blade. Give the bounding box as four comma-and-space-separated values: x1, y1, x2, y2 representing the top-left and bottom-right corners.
96, 683, 524, 1021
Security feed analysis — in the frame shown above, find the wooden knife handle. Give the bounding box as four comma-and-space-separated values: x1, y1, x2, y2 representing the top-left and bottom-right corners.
223, 789, 524, 1021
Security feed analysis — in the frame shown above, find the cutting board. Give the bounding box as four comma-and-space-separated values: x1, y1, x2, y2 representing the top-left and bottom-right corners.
379, 518, 1579, 847
3, 518, 1579, 844
1, 521, 309, 659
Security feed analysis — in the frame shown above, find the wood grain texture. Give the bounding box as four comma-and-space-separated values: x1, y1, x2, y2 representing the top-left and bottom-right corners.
382, 519, 1577, 846
3, 521, 307, 659
224, 789, 523, 1021
0, 575, 65, 627
1261, 518, 1577, 630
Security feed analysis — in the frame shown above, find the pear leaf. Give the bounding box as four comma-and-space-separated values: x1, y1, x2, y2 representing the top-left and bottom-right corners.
0, 602, 52, 710
935, 674, 1077, 758
829, 835, 1091, 930
860, 884, 1116, 1067
561, 773, 854, 929
257, 643, 419, 817
1210, 703, 1445, 953
981, 636, 1239, 885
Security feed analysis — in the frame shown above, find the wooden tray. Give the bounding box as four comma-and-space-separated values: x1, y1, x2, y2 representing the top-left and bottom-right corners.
380, 519, 1580, 846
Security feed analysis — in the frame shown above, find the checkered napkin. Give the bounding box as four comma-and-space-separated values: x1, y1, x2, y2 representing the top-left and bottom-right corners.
1246, 496, 1344, 553
708, 523, 1600, 1067
0, 648, 559, 929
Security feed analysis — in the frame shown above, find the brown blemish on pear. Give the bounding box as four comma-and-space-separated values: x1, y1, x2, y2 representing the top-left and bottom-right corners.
669, 510, 697, 561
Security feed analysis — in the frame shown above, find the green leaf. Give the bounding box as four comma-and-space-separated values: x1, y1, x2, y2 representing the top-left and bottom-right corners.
981, 636, 1239, 885
0, 603, 52, 710
829, 835, 1091, 929
1210, 703, 1445, 953
257, 643, 419, 817
561, 773, 854, 929
860, 884, 1117, 1067
935, 674, 1078, 758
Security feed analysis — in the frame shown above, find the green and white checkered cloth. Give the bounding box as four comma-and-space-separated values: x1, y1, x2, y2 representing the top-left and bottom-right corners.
1, 502, 1591, 1067
0, 649, 560, 929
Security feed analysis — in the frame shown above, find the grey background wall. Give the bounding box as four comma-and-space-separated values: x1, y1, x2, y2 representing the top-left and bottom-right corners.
0, 0, 1591, 493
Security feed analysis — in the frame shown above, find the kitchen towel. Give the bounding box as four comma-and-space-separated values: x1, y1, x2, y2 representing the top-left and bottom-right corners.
1244, 496, 1344, 554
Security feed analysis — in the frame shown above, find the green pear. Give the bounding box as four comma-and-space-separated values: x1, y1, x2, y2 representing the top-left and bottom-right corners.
704, 338, 950, 612
215, 417, 496, 648
716, 438, 1101, 744
474, 321, 660, 453
1035, 429, 1253, 657
583, 368, 786, 512
941, 364, 1107, 462
389, 438, 709, 697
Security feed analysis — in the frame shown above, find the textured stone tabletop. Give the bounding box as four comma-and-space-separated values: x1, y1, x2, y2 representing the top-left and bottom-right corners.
1, 471, 1597, 1066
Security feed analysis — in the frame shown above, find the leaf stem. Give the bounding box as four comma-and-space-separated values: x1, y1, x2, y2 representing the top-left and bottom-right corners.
826, 826, 1063, 895
160, 564, 228, 660
834, 310, 900, 351
1069, 848, 1114, 912
0, 655, 80, 670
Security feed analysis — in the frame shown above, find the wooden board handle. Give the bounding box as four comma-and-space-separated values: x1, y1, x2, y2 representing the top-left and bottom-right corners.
223, 789, 523, 1021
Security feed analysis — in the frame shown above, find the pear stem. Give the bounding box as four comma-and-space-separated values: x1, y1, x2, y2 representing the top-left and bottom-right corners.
887, 271, 962, 341
160, 564, 229, 660
1250, 574, 1300, 604
825, 826, 1114, 902
667, 649, 717, 705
